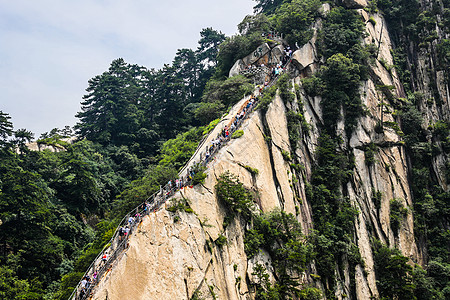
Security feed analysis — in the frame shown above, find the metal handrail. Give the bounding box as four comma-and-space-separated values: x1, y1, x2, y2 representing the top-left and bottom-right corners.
68, 52, 289, 299
68, 94, 263, 300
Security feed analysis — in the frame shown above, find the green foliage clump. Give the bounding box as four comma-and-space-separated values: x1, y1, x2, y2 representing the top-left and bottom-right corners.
158, 127, 205, 171
390, 198, 408, 235
431, 120, 450, 153
297, 286, 323, 300
190, 290, 205, 300
372, 189, 382, 210
257, 84, 278, 112
412, 262, 448, 300
202, 75, 253, 108
166, 198, 194, 214
305, 134, 360, 295
215, 172, 254, 220
208, 284, 217, 299
398, 104, 423, 145
195, 103, 225, 126
436, 39, 450, 74
372, 240, 416, 300
383, 121, 404, 136
320, 53, 365, 135
0, 265, 43, 300
364, 142, 378, 166
215, 34, 265, 78
245, 210, 315, 298
251, 263, 282, 299
231, 130, 244, 139
286, 110, 310, 150
319, 7, 366, 59
305, 5, 372, 138
374, 0, 420, 40
238, 14, 272, 36
113, 164, 177, 215
215, 234, 228, 248
202, 118, 221, 135
281, 149, 292, 161
272, 0, 322, 46
301, 75, 325, 97
396, 103, 449, 270
242, 164, 259, 176
253, 0, 285, 14
192, 165, 207, 186
277, 73, 296, 104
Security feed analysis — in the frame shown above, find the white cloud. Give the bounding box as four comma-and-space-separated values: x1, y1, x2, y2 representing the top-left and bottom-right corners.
0, 0, 255, 136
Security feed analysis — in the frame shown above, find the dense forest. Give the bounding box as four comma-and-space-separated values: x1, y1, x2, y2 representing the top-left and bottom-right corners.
1, 0, 449, 299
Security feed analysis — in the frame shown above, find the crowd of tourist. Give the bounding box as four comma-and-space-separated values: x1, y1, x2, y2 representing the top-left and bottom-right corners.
72, 203, 152, 300
241, 42, 294, 92
71, 41, 293, 300
71, 91, 260, 300
165, 93, 259, 191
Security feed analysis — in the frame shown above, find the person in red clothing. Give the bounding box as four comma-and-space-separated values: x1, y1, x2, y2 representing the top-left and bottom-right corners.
102, 251, 108, 264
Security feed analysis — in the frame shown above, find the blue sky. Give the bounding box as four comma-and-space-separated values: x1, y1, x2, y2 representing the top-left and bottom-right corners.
0, 0, 255, 137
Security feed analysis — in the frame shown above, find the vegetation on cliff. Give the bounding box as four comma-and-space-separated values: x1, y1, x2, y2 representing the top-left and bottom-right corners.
0, 0, 448, 299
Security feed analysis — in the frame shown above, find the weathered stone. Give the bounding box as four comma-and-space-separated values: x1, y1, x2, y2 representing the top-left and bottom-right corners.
319, 3, 331, 16
229, 59, 245, 77
291, 41, 316, 71
242, 43, 271, 66
268, 44, 284, 66
266, 92, 296, 215
89, 7, 439, 300
342, 0, 368, 8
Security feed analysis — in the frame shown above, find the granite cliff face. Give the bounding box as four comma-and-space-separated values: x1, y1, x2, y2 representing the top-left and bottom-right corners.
91, 1, 448, 299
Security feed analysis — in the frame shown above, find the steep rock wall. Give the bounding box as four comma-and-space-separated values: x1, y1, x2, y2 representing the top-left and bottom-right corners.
91, 2, 448, 299
93, 93, 308, 300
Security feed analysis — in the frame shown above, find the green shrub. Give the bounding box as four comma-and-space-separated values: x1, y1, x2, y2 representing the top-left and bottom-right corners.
208, 285, 217, 299
320, 53, 364, 135
286, 110, 310, 149
166, 198, 194, 214
320, 7, 366, 59
383, 121, 404, 136
215, 234, 228, 248
190, 290, 204, 300
364, 142, 378, 166
375, 120, 384, 133
301, 75, 325, 97
242, 164, 259, 176
215, 172, 254, 220
231, 130, 244, 139
372, 189, 382, 210
245, 210, 315, 298
191, 164, 207, 185
244, 228, 264, 258
281, 149, 291, 161
390, 198, 408, 234
277, 73, 295, 104
273, 0, 322, 46
298, 286, 323, 300
202, 118, 221, 135
257, 84, 278, 112
251, 263, 281, 299
372, 239, 415, 299
215, 34, 265, 78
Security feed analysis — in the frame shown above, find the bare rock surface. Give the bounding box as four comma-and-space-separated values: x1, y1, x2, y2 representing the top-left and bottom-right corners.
89, 7, 443, 300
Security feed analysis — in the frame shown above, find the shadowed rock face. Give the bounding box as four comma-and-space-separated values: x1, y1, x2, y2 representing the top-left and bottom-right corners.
342, 0, 368, 9
91, 3, 448, 299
